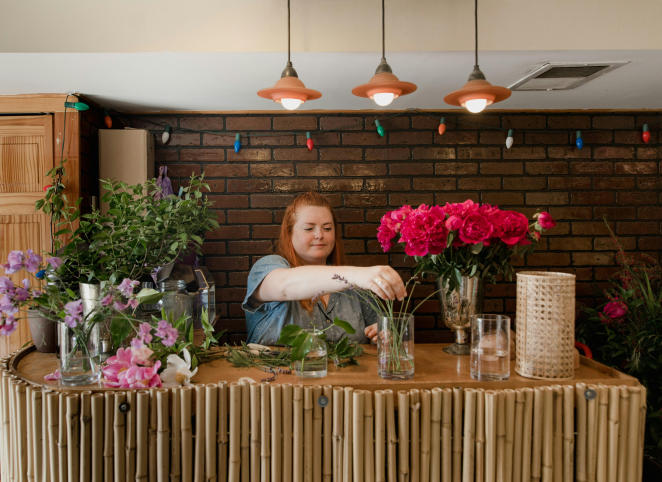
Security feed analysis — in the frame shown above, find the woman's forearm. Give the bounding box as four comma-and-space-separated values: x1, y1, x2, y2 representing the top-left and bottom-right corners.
255, 265, 359, 303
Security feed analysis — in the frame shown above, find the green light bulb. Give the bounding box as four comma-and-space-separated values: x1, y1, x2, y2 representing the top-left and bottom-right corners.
375, 119, 385, 137
64, 101, 89, 111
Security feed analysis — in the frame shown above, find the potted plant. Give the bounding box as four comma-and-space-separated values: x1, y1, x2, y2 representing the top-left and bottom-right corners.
377, 200, 556, 354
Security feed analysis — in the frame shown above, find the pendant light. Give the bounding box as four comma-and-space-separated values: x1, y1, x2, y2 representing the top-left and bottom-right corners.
352, 0, 417, 106
257, 0, 321, 110
444, 0, 511, 113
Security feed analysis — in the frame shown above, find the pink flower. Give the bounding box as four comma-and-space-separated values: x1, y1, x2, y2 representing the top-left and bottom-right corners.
113, 299, 139, 311
444, 200, 478, 219
120, 362, 162, 389
100, 294, 113, 306
13, 288, 29, 302
377, 216, 398, 252
0, 277, 14, 293
458, 213, 493, 245
44, 369, 61, 381
0, 313, 17, 336
1, 251, 26, 275
603, 300, 628, 319
0, 295, 18, 316
117, 279, 139, 298
130, 338, 144, 349
23, 250, 42, 273
102, 347, 161, 389
492, 210, 529, 246
398, 205, 448, 256
536, 212, 556, 230
155, 320, 179, 346
445, 215, 463, 231
64, 300, 83, 328
137, 322, 153, 344
46, 257, 63, 269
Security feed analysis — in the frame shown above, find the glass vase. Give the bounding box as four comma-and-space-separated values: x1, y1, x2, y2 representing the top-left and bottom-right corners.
377, 314, 414, 380
158, 279, 193, 324
293, 329, 328, 378
436, 276, 485, 356
59, 321, 101, 386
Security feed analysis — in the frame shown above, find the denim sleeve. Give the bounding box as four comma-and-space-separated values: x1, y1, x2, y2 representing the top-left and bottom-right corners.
242, 255, 290, 313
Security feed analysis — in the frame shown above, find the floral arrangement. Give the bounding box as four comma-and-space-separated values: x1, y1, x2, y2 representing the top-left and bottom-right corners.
378, 200, 556, 293
576, 224, 662, 453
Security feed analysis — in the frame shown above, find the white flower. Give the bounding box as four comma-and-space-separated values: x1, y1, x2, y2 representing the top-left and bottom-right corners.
160, 348, 198, 387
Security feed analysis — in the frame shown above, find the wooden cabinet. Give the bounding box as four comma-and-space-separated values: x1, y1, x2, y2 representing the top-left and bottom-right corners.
0, 94, 101, 356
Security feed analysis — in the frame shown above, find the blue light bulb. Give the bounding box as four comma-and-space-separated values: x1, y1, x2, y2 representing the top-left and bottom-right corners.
576, 131, 583, 150
234, 133, 241, 153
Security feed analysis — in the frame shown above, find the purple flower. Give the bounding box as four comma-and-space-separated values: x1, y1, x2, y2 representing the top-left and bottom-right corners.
117, 279, 139, 298
13, 288, 29, 302
113, 299, 138, 312
0, 314, 17, 336
1, 251, 25, 275
138, 323, 153, 344
101, 294, 113, 306
46, 257, 63, 269
22, 279, 29, 290
0, 295, 18, 316
130, 338, 144, 349
155, 320, 179, 347
23, 250, 42, 273
0, 277, 14, 293
64, 300, 83, 328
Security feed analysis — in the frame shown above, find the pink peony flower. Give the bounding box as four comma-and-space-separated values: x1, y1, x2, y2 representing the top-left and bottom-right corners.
117, 279, 139, 298
603, 300, 628, 319
377, 216, 398, 252
492, 210, 529, 246
23, 250, 42, 273
536, 212, 556, 230
398, 205, 448, 256
445, 215, 463, 231
64, 300, 83, 328
443, 200, 478, 219
458, 213, 494, 245
1, 251, 26, 275
44, 369, 61, 381
119, 362, 162, 389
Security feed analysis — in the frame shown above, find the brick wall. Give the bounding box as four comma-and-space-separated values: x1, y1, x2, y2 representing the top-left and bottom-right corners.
124, 112, 662, 343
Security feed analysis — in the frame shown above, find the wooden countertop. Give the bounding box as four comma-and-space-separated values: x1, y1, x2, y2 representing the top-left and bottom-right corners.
11, 344, 637, 393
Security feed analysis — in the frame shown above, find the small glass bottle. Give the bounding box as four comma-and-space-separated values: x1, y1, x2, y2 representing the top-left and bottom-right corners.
293, 329, 328, 378
158, 279, 193, 323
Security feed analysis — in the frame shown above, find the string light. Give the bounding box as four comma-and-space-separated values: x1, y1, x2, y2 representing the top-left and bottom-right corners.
64, 101, 89, 111
505, 129, 514, 149
104, 109, 112, 128
438, 117, 446, 136
162, 124, 171, 144
642, 124, 650, 144
306, 132, 314, 151
234, 133, 242, 153
576, 130, 583, 150
375, 119, 385, 137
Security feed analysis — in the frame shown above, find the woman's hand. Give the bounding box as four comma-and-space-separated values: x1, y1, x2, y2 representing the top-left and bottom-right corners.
365, 323, 378, 343
350, 266, 406, 301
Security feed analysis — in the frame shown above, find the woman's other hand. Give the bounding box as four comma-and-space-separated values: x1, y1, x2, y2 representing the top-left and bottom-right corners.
365, 323, 378, 344
350, 266, 406, 301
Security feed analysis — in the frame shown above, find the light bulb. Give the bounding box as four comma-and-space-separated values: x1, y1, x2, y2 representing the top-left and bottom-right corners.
281, 98, 302, 110
642, 124, 650, 144
372, 93, 395, 106
464, 98, 488, 113
162, 124, 171, 144
505, 129, 514, 149
576, 131, 583, 150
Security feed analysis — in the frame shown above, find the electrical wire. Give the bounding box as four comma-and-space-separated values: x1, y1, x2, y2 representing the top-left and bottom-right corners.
474, 0, 478, 67
287, 0, 291, 64
382, 0, 386, 60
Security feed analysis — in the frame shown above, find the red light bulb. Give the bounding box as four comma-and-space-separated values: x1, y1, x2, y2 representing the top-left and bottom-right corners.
438, 117, 446, 136
103, 109, 112, 129
643, 131, 650, 143
306, 132, 314, 151
43, 184, 52, 192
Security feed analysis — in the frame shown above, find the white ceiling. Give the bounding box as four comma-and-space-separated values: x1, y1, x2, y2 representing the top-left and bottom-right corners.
0, 50, 660, 112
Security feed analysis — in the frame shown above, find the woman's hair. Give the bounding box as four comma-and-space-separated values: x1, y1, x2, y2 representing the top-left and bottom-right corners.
276, 192, 346, 311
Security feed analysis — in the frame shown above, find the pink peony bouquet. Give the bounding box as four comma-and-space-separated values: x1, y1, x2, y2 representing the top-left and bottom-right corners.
378, 200, 556, 293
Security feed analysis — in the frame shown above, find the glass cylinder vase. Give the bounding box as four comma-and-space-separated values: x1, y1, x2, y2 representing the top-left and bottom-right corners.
59, 321, 101, 386
293, 329, 327, 378
377, 314, 414, 380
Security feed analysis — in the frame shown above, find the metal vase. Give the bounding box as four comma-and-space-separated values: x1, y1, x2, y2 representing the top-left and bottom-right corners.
79, 282, 113, 361
436, 276, 485, 355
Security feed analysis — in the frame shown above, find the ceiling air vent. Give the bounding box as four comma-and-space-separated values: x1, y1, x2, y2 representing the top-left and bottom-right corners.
509, 62, 628, 91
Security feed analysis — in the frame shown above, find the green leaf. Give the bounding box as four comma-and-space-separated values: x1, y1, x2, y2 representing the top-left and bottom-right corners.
110, 317, 132, 350
136, 288, 164, 305
230, 350, 251, 367
470, 242, 483, 255
278, 324, 303, 346
333, 317, 356, 334
291, 332, 313, 362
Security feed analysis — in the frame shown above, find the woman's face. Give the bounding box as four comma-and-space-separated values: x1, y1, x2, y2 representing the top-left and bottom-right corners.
291, 205, 336, 265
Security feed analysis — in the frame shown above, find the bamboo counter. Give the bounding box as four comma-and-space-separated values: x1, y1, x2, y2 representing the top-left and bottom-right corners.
0, 344, 646, 482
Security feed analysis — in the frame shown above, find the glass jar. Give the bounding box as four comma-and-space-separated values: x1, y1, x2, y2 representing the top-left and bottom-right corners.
377, 314, 414, 380
158, 279, 193, 323
59, 321, 101, 385
293, 329, 327, 378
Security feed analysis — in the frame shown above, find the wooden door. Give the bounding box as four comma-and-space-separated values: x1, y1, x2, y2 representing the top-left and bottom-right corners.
0, 115, 54, 356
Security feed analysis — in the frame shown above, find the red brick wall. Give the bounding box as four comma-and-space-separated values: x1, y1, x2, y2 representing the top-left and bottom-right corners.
125, 112, 661, 343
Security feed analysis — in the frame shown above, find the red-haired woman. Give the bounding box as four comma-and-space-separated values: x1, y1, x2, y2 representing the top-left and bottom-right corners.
243, 192, 406, 345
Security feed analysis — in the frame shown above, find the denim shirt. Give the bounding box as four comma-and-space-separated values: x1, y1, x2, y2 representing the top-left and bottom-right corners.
242, 255, 376, 345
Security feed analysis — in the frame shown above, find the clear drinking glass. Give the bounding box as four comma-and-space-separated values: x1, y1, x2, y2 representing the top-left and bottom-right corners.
377, 314, 414, 380
59, 321, 101, 385
470, 314, 510, 381
293, 329, 327, 378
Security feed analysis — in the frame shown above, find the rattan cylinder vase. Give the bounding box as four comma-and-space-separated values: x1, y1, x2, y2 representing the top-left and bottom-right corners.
515, 272, 575, 380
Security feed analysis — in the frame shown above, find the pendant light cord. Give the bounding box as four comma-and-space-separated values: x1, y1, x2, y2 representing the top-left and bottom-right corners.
287, 0, 291, 64
382, 0, 386, 60
474, 0, 478, 66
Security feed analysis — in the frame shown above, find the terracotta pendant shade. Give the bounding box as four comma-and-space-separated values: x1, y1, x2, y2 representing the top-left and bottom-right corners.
444, 77, 511, 109
257, 74, 322, 105
352, 71, 417, 101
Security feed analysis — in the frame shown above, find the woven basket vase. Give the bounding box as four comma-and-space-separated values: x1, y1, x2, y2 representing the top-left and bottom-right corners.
515, 271, 576, 380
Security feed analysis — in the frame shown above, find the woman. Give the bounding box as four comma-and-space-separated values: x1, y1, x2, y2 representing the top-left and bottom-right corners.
243, 192, 406, 345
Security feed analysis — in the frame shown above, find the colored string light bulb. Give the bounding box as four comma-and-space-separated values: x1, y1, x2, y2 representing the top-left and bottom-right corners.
642, 124, 650, 144
375, 119, 385, 137
438, 117, 446, 136
234, 133, 242, 153
306, 132, 314, 151
162, 124, 171, 145
505, 129, 514, 149
104, 109, 112, 129
64, 101, 89, 111
576, 131, 583, 150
